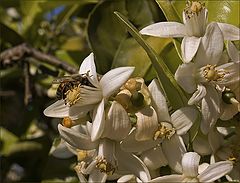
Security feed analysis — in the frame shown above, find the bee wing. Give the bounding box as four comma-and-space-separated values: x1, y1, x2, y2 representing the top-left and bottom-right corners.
52, 76, 75, 84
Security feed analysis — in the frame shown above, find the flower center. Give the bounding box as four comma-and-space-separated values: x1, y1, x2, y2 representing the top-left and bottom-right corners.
154, 122, 175, 140
95, 156, 115, 175
184, 1, 205, 18
65, 85, 81, 106
203, 64, 227, 82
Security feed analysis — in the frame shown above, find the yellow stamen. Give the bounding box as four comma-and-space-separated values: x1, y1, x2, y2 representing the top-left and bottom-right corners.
65, 85, 81, 106
203, 64, 228, 82
95, 156, 115, 175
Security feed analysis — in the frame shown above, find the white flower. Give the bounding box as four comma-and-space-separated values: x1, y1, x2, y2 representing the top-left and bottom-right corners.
140, 1, 240, 63
208, 129, 240, 182
220, 42, 240, 120
44, 53, 134, 141
150, 152, 233, 182
121, 79, 198, 173
175, 23, 240, 134
57, 102, 149, 183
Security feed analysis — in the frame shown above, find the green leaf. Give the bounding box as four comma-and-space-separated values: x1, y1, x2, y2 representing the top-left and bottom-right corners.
0, 127, 19, 155
114, 12, 188, 108
155, 0, 240, 26
87, 0, 163, 74
0, 23, 24, 46
112, 37, 172, 80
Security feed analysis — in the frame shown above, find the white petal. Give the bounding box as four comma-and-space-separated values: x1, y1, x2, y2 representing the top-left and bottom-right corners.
69, 104, 94, 120
44, 100, 69, 118
91, 99, 105, 141
148, 79, 171, 122
116, 145, 151, 182
162, 135, 186, 173
181, 37, 201, 63
50, 139, 74, 159
102, 101, 131, 141
200, 86, 221, 134
227, 41, 240, 62
182, 152, 200, 177
217, 23, 240, 41
220, 103, 238, 120
195, 23, 224, 67
171, 107, 198, 135
198, 163, 209, 174
216, 61, 240, 86
120, 129, 160, 152
198, 161, 233, 182
149, 175, 185, 182
58, 124, 98, 150
100, 67, 134, 98
88, 169, 107, 183
79, 53, 99, 87
188, 85, 206, 105
135, 107, 158, 141
140, 22, 186, 37
175, 63, 197, 93
117, 175, 135, 183
140, 146, 168, 170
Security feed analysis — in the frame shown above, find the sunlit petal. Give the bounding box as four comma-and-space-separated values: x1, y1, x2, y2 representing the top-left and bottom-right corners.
148, 79, 171, 122
102, 101, 131, 141
171, 107, 198, 135
182, 152, 200, 177
44, 100, 69, 118
100, 67, 134, 98
91, 99, 105, 141
188, 84, 206, 105
181, 37, 201, 63
140, 22, 186, 37
198, 161, 233, 182
58, 124, 98, 150
175, 63, 197, 93
227, 41, 240, 62
217, 23, 240, 41
149, 174, 185, 182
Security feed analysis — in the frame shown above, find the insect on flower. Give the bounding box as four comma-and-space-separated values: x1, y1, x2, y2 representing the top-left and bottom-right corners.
52, 72, 94, 104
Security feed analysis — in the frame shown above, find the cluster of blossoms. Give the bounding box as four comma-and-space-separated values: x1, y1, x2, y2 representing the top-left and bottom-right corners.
44, 1, 239, 182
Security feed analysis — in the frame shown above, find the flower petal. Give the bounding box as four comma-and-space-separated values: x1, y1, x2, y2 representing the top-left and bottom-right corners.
181, 37, 201, 63
135, 107, 158, 141
116, 144, 151, 182
149, 175, 185, 182
182, 152, 200, 177
88, 169, 107, 183
50, 139, 74, 159
148, 79, 171, 122
140, 146, 168, 170
200, 86, 221, 134
91, 99, 105, 141
195, 23, 224, 67
217, 23, 240, 41
140, 22, 186, 37
100, 67, 134, 98
44, 100, 69, 118
198, 161, 233, 182
120, 128, 160, 152
102, 101, 131, 141
188, 84, 207, 105
79, 53, 99, 87
58, 124, 98, 150
208, 129, 224, 154
117, 175, 135, 183
162, 135, 186, 173
216, 61, 240, 86
227, 41, 240, 62
171, 107, 198, 135
175, 63, 197, 93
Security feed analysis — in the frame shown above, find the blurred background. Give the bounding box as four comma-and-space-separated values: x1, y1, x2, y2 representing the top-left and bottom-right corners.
0, 0, 239, 182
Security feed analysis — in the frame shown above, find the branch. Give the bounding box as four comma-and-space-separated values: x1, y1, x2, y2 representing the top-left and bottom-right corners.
0, 43, 78, 74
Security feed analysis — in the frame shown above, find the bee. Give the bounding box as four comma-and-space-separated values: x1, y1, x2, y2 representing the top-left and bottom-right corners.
52, 73, 94, 101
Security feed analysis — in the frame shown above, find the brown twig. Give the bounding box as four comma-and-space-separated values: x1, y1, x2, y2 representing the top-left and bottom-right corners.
0, 43, 78, 74
23, 61, 32, 105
